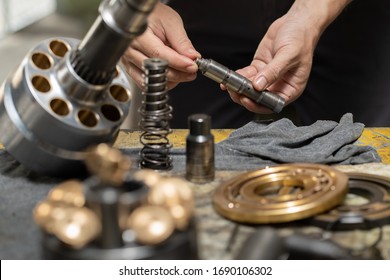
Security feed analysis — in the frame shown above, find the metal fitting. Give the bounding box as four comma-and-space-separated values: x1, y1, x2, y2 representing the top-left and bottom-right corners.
195, 58, 285, 113
185, 114, 215, 184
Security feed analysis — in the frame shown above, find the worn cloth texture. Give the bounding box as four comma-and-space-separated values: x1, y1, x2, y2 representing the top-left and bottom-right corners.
213, 113, 381, 170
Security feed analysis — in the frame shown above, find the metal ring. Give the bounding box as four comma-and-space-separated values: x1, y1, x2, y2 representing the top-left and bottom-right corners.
311, 172, 390, 230
213, 163, 348, 223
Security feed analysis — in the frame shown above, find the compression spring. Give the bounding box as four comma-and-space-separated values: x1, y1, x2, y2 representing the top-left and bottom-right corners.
139, 58, 173, 170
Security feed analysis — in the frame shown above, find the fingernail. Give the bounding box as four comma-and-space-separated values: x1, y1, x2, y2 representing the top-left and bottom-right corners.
254, 75, 268, 90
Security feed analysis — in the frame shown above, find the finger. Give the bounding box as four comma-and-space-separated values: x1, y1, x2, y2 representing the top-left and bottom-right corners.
252, 51, 291, 90
124, 48, 197, 84
131, 29, 198, 73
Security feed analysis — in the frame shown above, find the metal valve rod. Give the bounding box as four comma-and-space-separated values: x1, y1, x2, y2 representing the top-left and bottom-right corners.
195, 58, 285, 113
0, 0, 159, 176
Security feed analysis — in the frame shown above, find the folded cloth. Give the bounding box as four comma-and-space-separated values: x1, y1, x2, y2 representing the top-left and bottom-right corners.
214, 113, 381, 170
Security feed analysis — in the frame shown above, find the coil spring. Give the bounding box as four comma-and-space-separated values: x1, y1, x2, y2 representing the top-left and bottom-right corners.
139, 58, 173, 170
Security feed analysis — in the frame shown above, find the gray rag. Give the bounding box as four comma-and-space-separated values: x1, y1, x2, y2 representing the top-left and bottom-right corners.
213, 113, 381, 170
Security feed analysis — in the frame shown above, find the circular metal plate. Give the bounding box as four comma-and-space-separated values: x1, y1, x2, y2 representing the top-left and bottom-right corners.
310, 173, 390, 230
213, 164, 349, 224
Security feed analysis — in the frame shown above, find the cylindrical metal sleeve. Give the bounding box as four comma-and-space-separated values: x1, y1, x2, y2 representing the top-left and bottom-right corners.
196, 58, 285, 113
186, 114, 215, 184
72, 0, 158, 85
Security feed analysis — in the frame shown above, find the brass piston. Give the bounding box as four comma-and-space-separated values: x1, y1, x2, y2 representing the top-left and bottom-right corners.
213, 164, 349, 223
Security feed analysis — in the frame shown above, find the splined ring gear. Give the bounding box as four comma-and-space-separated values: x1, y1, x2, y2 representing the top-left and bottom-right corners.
213, 164, 349, 224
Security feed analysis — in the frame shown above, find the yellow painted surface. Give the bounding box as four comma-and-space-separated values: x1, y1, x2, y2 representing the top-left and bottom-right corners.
1, 128, 390, 163
113, 129, 233, 149
115, 128, 390, 164
357, 128, 390, 164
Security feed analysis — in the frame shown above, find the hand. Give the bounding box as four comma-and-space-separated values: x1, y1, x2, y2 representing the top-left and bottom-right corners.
122, 2, 201, 90
227, 0, 352, 114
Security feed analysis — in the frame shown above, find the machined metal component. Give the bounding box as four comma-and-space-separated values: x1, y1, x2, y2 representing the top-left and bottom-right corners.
139, 58, 173, 170
35, 146, 197, 259
33, 200, 101, 249
127, 205, 175, 245
195, 58, 285, 113
185, 114, 215, 184
47, 180, 86, 208
213, 163, 349, 223
311, 173, 390, 230
50, 206, 102, 249
85, 143, 132, 186
148, 177, 194, 230
0, 0, 159, 176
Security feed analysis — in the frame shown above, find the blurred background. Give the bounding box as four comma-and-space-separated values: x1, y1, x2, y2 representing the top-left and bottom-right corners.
0, 0, 100, 81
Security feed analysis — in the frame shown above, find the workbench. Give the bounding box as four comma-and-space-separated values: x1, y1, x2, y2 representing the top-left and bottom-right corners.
1, 128, 390, 259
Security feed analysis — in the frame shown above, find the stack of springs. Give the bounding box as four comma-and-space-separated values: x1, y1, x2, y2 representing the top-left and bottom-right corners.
139, 58, 173, 170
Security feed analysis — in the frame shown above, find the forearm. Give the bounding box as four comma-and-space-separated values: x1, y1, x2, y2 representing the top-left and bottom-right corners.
289, 0, 353, 36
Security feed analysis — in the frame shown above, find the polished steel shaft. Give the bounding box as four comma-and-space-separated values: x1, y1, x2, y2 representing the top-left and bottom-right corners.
195, 58, 285, 113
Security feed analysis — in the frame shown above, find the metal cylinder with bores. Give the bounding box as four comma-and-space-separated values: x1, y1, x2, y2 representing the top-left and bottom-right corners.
195, 58, 285, 113
0, 0, 159, 176
186, 114, 215, 184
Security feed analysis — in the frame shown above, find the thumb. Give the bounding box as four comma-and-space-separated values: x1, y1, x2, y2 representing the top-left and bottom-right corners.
253, 53, 290, 91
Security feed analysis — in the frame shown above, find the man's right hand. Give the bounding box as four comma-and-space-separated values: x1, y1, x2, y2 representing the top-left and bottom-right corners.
122, 2, 201, 90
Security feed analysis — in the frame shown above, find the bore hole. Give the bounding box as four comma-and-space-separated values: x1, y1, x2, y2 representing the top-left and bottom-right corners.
101, 104, 121, 122
78, 109, 98, 127
32, 75, 51, 93
110, 85, 129, 102
50, 98, 70, 116
31, 52, 52, 70
49, 40, 69, 57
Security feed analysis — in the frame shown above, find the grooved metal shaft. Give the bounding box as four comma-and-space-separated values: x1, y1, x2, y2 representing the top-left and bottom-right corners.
195, 58, 285, 113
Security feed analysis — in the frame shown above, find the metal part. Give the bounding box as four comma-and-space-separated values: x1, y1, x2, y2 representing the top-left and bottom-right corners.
139, 58, 173, 170
195, 58, 285, 113
43, 220, 198, 260
127, 205, 176, 245
47, 180, 86, 208
50, 206, 102, 249
213, 163, 349, 223
185, 114, 215, 184
36, 145, 198, 259
85, 186, 124, 249
85, 143, 132, 186
310, 173, 390, 230
148, 177, 194, 230
236, 227, 359, 260
0, 0, 159, 176
33, 200, 101, 249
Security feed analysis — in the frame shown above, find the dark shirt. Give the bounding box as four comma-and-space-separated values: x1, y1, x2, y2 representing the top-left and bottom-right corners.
167, 0, 390, 128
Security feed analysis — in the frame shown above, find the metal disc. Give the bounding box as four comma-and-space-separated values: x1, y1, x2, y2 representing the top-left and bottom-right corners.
310, 173, 390, 230
213, 164, 349, 223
